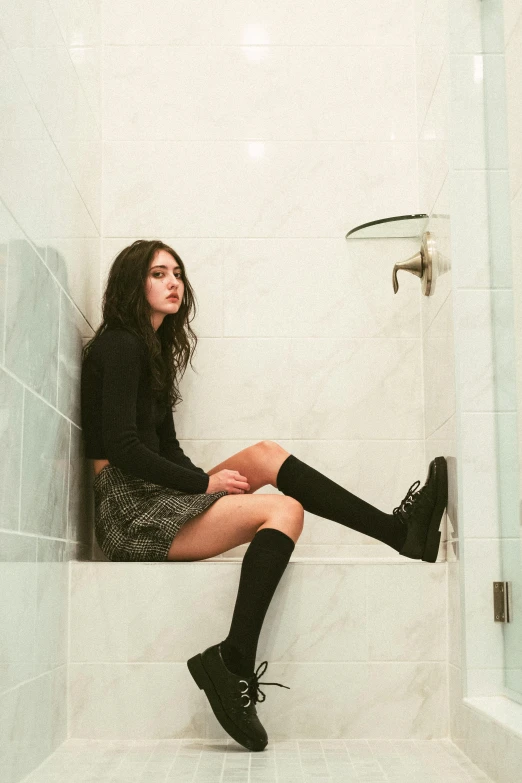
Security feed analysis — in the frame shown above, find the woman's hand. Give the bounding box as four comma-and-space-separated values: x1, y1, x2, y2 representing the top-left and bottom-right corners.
206, 469, 250, 495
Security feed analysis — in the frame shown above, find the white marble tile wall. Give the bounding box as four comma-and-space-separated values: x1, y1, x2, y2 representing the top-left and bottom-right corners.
416, 0, 449, 216
100, 0, 429, 560
415, 0, 454, 559
103, 0, 414, 47
68, 561, 448, 739
0, 1, 101, 781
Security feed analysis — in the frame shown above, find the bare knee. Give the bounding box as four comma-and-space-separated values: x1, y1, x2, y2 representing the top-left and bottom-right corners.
282, 496, 304, 525
259, 496, 304, 543
258, 439, 288, 458
256, 440, 291, 489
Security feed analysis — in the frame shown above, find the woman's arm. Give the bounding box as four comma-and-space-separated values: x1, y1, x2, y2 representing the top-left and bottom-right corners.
100, 330, 210, 493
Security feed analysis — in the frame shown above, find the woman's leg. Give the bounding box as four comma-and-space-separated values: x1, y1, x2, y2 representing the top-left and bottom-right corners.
220, 526, 296, 676
275, 448, 407, 550
169, 491, 303, 679
203, 440, 407, 551
201, 440, 446, 561
177, 454, 298, 751
166, 491, 303, 561
272, 444, 447, 561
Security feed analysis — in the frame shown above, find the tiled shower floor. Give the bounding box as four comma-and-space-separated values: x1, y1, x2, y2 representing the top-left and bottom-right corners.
21, 738, 493, 782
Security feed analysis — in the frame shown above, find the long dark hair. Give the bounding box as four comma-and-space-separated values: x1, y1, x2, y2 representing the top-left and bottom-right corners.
82, 239, 200, 410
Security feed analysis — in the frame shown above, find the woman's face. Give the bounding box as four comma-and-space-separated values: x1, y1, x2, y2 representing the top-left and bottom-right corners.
145, 249, 185, 330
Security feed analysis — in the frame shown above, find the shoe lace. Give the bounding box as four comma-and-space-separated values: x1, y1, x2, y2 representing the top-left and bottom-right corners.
238, 661, 290, 708
392, 479, 423, 520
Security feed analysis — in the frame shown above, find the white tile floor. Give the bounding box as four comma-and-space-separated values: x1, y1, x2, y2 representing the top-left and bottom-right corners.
20, 738, 494, 783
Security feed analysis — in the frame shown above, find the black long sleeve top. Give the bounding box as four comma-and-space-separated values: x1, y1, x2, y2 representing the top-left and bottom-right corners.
80, 327, 210, 493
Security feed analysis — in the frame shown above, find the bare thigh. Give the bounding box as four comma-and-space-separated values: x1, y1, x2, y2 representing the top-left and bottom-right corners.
166, 440, 302, 561
166, 493, 304, 561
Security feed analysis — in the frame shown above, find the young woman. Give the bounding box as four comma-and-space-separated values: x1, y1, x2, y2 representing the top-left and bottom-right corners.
80, 239, 448, 753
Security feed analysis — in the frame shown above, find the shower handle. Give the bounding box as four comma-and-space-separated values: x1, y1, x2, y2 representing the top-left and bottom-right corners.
392, 231, 436, 296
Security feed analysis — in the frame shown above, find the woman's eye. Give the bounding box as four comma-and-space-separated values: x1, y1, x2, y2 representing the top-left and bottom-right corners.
152, 271, 183, 280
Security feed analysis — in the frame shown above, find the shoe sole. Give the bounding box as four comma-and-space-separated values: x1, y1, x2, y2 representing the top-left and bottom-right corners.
187, 653, 267, 752
422, 456, 448, 563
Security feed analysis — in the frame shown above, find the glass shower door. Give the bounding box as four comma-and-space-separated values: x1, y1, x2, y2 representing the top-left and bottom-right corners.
480, 0, 522, 703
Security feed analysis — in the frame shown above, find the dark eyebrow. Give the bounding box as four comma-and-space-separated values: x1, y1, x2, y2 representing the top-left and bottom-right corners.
151, 264, 181, 271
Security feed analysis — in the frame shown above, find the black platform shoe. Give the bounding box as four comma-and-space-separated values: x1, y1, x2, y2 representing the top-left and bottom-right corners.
187, 643, 290, 752
393, 456, 448, 562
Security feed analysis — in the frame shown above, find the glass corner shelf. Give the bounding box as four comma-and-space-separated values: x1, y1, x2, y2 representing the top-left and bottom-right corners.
345, 213, 429, 239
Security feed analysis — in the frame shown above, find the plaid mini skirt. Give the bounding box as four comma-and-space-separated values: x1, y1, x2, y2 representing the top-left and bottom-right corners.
93, 464, 228, 562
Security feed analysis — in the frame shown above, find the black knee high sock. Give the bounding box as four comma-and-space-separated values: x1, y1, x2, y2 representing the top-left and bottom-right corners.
220, 527, 295, 678
276, 454, 407, 552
